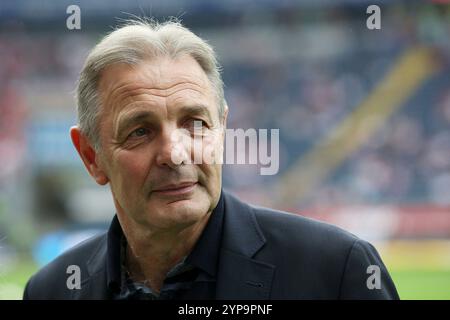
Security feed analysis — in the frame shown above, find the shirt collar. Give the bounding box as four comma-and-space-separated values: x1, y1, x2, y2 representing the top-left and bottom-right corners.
106, 189, 225, 292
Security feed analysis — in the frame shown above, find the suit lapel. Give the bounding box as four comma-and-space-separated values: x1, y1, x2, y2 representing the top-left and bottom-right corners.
216, 191, 275, 299
216, 249, 275, 299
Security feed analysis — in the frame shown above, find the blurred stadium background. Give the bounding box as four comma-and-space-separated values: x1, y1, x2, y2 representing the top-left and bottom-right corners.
1, 0, 449, 299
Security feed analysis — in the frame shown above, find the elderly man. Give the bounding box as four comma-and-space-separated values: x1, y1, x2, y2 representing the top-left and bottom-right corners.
23, 19, 399, 300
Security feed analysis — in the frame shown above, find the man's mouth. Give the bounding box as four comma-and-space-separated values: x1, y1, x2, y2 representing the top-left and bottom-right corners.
152, 182, 198, 196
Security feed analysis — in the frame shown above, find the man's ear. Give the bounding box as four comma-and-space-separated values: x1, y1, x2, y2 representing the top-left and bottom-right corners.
70, 126, 109, 185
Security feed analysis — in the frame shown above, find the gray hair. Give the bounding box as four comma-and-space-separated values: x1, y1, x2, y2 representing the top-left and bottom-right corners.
76, 18, 225, 150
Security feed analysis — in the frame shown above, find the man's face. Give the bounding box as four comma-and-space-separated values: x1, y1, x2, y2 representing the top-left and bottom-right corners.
95, 55, 226, 230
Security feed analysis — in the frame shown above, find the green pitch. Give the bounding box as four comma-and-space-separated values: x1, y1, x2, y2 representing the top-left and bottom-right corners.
390, 269, 450, 300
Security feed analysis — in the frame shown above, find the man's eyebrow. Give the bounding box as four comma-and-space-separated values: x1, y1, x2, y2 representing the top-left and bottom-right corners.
178, 104, 214, 123
115, 104, 215, 136
116, 110, 157, 136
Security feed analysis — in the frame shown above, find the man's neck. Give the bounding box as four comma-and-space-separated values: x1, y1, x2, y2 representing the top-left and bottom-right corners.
120, 212, 211, 293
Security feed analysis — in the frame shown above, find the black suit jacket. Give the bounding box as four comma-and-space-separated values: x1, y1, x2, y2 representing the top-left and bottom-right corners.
23, 191, 399, 299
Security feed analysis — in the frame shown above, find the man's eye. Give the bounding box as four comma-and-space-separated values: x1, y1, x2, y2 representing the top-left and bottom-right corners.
129, 127, 149, 138
186, 119, 207, 129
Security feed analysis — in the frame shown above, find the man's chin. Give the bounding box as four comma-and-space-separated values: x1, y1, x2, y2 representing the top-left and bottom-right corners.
164, 195, 207, 213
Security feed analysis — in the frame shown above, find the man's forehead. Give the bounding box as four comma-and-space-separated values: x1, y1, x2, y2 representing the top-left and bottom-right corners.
97, 55, 220, 126
98, 55, 211, 94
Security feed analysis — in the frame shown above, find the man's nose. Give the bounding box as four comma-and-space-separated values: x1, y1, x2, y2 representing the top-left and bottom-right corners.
155, 126, 190, 168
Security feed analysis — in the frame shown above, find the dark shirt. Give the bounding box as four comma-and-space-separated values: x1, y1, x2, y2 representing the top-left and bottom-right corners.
106, 191, 225, 300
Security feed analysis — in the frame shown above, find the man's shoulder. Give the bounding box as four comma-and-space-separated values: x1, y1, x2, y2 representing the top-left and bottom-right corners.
252, 203, 358, 246
24, 232, 107, 299
225, 195, 362, 262
242, 201, 398, 299
226, 193, 358, 245
224, 190, 359, 249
